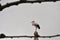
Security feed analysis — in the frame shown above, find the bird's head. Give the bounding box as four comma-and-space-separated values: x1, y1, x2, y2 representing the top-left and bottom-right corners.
32, 20, 35, 23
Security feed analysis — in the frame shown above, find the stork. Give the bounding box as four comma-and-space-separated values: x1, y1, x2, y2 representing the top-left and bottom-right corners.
32, 21, 40, 31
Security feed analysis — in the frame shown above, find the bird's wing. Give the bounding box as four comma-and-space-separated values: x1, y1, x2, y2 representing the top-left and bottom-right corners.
34, 24, 40, 29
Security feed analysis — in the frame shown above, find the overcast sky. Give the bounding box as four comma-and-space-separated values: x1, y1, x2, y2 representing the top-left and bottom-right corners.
0, 0, 60, 40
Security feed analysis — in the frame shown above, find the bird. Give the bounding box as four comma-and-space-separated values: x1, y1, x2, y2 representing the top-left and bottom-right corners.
32, 21, 40, 31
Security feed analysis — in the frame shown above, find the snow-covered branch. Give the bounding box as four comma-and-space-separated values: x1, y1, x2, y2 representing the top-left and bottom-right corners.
0, 0, 59, 11
0, 33, 60, 39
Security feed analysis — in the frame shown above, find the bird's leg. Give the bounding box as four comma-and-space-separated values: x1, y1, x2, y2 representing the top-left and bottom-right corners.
35, 27, 37, 31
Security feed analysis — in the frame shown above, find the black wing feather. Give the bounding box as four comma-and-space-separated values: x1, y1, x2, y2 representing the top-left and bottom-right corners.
34, 24, 40, 29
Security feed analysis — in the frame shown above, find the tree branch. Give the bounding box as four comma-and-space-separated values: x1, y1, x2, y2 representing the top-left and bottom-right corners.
0, 0, 60, 11
0, 34, 60, 39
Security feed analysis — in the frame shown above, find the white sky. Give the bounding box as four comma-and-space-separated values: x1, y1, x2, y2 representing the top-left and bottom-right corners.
0, 0, 60, 40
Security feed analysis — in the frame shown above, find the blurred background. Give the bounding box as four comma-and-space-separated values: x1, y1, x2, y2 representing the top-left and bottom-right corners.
0, 0, 60, 40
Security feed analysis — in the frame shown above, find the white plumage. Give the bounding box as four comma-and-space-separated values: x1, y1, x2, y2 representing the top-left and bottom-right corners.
32, 21, 40, 31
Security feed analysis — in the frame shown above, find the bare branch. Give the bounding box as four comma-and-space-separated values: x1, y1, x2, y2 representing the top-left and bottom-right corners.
0, 34, 60, 39
0, 0, 60, 11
